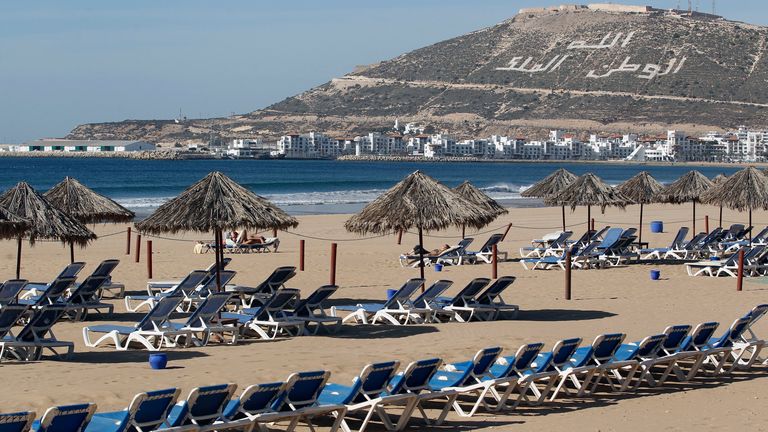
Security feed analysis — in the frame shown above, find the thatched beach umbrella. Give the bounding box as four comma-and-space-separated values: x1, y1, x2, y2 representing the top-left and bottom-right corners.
658, 170, 713, 233
136, 171, 298, 290
44, 176, 135, 263
521, 168, 578, 231
711, 174, 728, 228
453, 181, 508, 238
345, 171, 494, 280
616, 171, 664, 246
545, 173, 630, 234
0, 182, 96, 278
702, 167, 768, 242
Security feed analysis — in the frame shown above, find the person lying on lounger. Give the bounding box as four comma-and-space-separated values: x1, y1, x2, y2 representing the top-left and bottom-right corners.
404, 244, 451, 265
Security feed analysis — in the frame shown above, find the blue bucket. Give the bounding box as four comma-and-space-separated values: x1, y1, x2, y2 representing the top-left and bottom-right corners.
386, 289, 398, 300
650, 270, 661, 281
650, 221, 664, 233
149, 353, 168, 370
434, 263, 443, 272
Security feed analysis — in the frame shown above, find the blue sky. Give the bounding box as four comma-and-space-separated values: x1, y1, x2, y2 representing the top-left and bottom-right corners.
1, 0, 766, 142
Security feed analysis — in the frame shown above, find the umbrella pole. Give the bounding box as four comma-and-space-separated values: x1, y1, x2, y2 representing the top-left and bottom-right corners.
16, 237, 22, 279
692, 201, 696, 233
418, 227, 425, 284
719, 205, 723, 228
69, 242, 75, 264
214, 230, 222, 292
639, 203, 644, 246
562, 205, 566, 231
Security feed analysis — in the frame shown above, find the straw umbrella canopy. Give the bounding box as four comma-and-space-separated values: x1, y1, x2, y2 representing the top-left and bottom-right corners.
615, 171, 664, 245
711, 174, 728, 228
453, 181, 508, 238
701, 167, 768, 242
657, 170, 713, 233
521, 168, 578, 231
136, 171, 298, 290
545, 173, 630, 233
44, 176, 135, 263
0, 182, 96, 278
345, 171, 495, 279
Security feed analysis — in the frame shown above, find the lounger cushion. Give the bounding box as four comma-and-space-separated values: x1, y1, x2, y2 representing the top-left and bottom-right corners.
84, 411, 130, 432
85, 324, 138, 335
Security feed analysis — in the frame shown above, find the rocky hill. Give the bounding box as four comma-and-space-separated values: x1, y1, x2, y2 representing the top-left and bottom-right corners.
68, 4, 768, 142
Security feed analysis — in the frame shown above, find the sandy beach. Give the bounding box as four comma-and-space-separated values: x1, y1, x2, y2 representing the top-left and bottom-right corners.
2, 202, 766, 431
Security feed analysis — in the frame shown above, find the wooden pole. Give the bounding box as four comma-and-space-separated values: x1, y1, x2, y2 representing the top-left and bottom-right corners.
719, 205, 723, 228
749, 208, 753, 243
502, 223, 513, 241
16, 237, 22, 279
591, 217, 595, 232
126, 227, 132, 255
147, 240, 153, 279
214, 230, 222, 292
135, 234, 142, 263
561, 205, 566, 231
461, 224, 466, 239
705, 215, 709, 234
638, 203, 644, 246
587, 206, 591, 234
736, 248, 745, 292
69, 242, 75, 264
272, 228, 278, 238
418, 227, 425, 282
565, 249, 572, 300
492, 244, 498, 279
330, 242, 338, 285
299, 239, 305, 271
397, 229, 403, 245
692, 201, 696, 234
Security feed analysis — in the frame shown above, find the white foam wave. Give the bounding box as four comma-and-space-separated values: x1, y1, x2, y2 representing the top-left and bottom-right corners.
115, 196, 174, 209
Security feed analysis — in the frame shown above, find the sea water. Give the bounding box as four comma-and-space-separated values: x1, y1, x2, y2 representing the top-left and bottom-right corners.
0, 158, 739, 218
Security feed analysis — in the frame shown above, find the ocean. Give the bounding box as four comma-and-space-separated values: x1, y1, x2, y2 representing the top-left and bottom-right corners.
0, 158, 741, 218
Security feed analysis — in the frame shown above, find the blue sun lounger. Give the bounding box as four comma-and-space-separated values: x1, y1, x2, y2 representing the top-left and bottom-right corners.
146, 259, 232, 295
126, 270, 210, 313
170, 292, 238, 346
223, 288, 305, 340
62, 273, 115, 321
166, 384, 237, 427
408, 280, 454, 323
31, 403, 96, 432
470, 276, 519, 320
602, 333, 667, 391
83, 295, 190, 351
507, 338, 582, 406
333, 278, 426, 325
385, 357, 442, 425
0, 280, 29, 306
660, 321, 720, 382
286, 285, 342, 335
222, 381, 285, 421
3, 304, 74, 361
435, 278, 491, 322
696, 316, 755, 374
640, 227, 689, 260
736, 304, 768, 366
0, 304, 29, 360
20, 262, 85, 299
0, 411, 35, 432
317, 360, 414, 432
226, 266, 297, 308
270, 371, 346, 432
85, 388, 180, 432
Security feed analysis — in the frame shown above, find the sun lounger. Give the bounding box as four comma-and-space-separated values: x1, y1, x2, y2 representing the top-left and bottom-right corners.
696, 316, 756, 375
520, 231, 572, 258
32, 404, 96, 432
18, 275, 79, 307
0, 279, 28, 306
170, 292, 238, 346
20, 262, 85, 299
165, 384, 237, 427
471, 276, 519, 320
607, 333, 667, 390
408, 280, 454, 323
0, 304, 31, 360
686, 246, 766, 277
226, 266, 296, 308
660, 321, 720, 382
62, 273, 115, 321
223, 288, 305, 339
548, 333, 632, 400
0, 411, 35, 432
736, 304, 768, 365
417, 347, 502, 422
332, 278, 426, 325
269, 370, 346, 432
222, 381, 285, 422
384, 357, 442, 426
462, 233, 507, 264
505, 338, 582, 406
433, 278, 491, 322
85, 388, 180, 432
286, 285, 342, 335
686, 251, 740, 277
83, 295, 191, 351
640, 227, 689, 260
317, 360, 415, 432
146, 259, 232, 295
127, 270, 209, 312
3, 304, 74, 361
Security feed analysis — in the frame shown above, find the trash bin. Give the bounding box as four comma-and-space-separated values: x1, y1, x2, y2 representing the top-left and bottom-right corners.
650, 269, 661, 281
650, 221, 664, 233
434, 263, 443, 272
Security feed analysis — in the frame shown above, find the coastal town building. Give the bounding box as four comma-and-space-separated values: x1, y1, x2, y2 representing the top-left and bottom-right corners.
6, 139, 155, 153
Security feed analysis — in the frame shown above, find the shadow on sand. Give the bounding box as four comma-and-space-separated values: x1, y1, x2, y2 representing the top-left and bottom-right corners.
67, 349, 209, 364
514, 309, 616, 321
333, 324, 439, 340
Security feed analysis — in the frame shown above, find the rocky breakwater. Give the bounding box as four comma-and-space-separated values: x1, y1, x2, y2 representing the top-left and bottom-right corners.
337, 155, 481, 162
0, 150, 209, 160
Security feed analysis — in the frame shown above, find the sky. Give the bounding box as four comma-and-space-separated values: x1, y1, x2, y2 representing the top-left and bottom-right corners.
1, 0, 767, 142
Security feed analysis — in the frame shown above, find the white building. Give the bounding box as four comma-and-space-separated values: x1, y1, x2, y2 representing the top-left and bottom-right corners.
15, 139, 155, 153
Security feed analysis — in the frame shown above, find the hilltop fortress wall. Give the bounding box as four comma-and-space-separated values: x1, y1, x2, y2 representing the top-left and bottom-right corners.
519, 4, 720, 18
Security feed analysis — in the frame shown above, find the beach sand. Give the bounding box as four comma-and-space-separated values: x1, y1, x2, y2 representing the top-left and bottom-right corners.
1, 203, 766, 431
